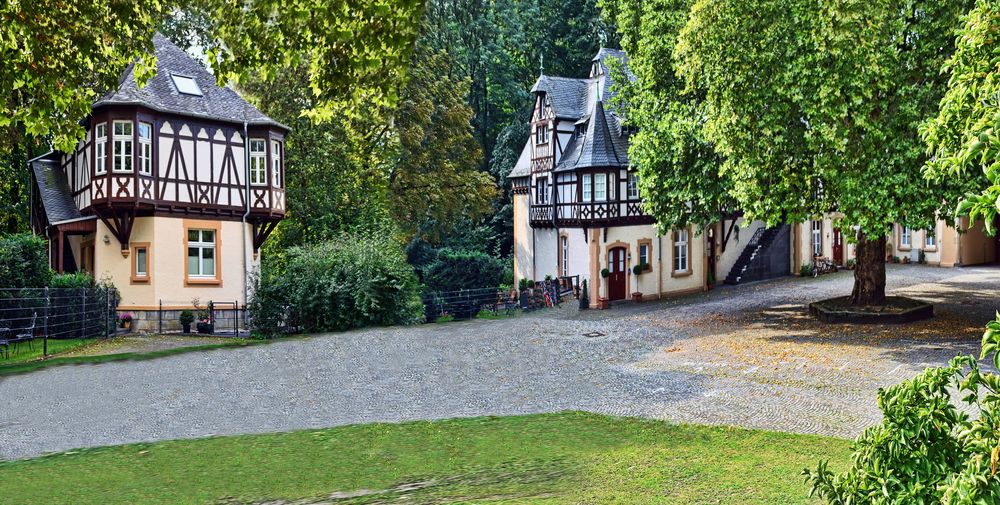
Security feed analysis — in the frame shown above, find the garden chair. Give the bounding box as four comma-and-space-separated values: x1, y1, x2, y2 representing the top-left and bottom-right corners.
11, 313, 37, 355
0, 322, 10, 360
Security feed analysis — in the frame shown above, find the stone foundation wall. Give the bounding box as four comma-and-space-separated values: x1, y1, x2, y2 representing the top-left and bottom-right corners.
119, 309, 245, 333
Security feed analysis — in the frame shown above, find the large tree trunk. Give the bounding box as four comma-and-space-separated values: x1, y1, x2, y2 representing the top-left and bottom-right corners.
850, 233, 887, 306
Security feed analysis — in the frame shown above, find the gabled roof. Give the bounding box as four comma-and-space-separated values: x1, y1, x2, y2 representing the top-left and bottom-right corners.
530, 75, 591, 120
555, 101, 629, 171
94, 33, 286, 130
31, 153, 83, 225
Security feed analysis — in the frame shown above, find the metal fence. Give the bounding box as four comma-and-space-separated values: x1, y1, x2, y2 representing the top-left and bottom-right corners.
0, 287, 119, 357
422, 281, 574, 323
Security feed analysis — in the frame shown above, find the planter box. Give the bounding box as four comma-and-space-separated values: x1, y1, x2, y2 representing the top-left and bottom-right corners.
597, 297, 609, 310
631, 292, 643, 303
196, 322, 214, 334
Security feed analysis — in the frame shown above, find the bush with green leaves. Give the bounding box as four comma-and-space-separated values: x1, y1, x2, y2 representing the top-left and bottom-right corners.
805, 317, 1000, 502
49, 272, 94, 289
249, 230, 423, 336
0, 233, 50, 288
421, 248, 507, 293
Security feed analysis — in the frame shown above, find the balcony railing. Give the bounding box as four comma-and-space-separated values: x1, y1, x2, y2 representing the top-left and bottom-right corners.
529, 199, 654, 228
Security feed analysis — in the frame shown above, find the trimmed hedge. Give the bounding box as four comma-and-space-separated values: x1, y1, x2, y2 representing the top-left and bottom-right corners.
422, 248, 507, 292
249, 230, 424, 336
0, 233, 50, 288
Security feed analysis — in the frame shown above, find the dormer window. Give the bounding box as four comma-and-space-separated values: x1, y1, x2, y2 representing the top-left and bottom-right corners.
250, 139, 267, 185
170, 74, 203, 96
535, 124, 549, 145
112, 120, 133, 173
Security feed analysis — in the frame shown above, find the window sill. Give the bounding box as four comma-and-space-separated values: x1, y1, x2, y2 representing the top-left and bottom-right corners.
671, 270, 692, 278
898, 246, 912, 252
185, 277, 222, 287
922, 247, 938, 252
130, 276, 150, 284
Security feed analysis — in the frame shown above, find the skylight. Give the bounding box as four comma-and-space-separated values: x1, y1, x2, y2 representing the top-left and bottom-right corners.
170, 74, 203, 96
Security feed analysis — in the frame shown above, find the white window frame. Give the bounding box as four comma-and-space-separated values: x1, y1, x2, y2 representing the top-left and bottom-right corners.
138, 121, 152, 175
901, 226, 912, 248
112, 120, 133, 173
582, 174, 592, 202
95, 122, 107, 175
187, 229, 217, 279
560, 236, 569, 277
925, 230, 936, 248
639, 243, 649, 267
135, 246, 148, 277
271, 140, 281, 188
249, 138, 267, 186
594, 173, 607, 202
535, 178, 548, 204
536, 123, 549, 145
812, 221, 822, 257
627, 173, 639, 199
674, 229, 689, 273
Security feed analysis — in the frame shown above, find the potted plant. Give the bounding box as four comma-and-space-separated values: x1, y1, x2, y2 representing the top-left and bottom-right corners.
631, 264, 645, 302
179, 310, 194, 333
118, 312, 133, 331
579, 279, 589, 310
598, 268, 611, 309
518, 278, 531, 310
192, 298, 213, 334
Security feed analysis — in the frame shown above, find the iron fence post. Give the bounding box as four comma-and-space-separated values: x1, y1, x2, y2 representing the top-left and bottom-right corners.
80, 287, 86, 339
159, 299, 162, 334
43, 287, 49, 356
105, 286, 110, 338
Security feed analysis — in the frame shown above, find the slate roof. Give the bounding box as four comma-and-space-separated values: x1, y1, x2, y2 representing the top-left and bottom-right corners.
31, 154, 83, 225
530, 76, 591, 120
507, 139, 533, 178
555, 101, 629, 171
94, 33, 286, 130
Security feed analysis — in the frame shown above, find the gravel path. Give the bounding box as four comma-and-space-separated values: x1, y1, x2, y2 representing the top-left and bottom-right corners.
1, 264, 997, 460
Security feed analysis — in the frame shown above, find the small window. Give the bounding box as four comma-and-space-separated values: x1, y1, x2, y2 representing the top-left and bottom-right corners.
95, 123, 107, 175
812, 221, 822, 257
171, 74, 203, 96
582, 174, 592, 202
627, 173, 639, 199
925, 231, 936, 248
560, 236, 569, 277
535, 178, 548, 204
901, 226, 911, 248
535, 124, 549, 145
131, 243, 150, 283
638, 243, 649, 269
113, 120, 133, 173
674, 230, 689, 273
249, 139, 266, 185
271, 140, 282, 188
187, 229, 216, 278
138, 122, 152, 175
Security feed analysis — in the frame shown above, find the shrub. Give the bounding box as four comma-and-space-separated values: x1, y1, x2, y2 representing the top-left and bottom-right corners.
800, 263, 813, 277
632, 264, 646, 276
178, 310, 195, 326
0, 233, 50, 288
518, 278, 531, 292
50, 272, 94, 288
249, 229, 424, 336
422, 248, 506, 292
601, 268, 610, 278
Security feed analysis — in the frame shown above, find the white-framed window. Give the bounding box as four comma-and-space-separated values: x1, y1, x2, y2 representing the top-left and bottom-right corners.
901, 226, 911, 248
170, 74, 203, 96
138, 122, 152, 175
249, 138, 266, 185
674, 229, 689, 272
135, 246, 148, 277
187, 229, 216, 278
112, 120, 133, 173
560, 236, 569, 277
627, 173, 639, 199
95, 122, 107, 175
608, 172, 616, 200
271, 140, 281, 187
582, 174, 592, 202
535, 123, 549, 144
925, 230, 936, 248
595, 173, 607, 201
812, 220, 822, 257
639, 243, 649, 268
535, 178, 548, 204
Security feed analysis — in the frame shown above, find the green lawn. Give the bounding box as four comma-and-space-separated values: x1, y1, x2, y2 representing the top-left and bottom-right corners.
0, 337, 97, 365
0, 412, 850, 505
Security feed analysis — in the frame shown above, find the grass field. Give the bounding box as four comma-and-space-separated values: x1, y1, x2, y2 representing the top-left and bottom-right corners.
0, 337, 97, 365
0, 412, 850, 505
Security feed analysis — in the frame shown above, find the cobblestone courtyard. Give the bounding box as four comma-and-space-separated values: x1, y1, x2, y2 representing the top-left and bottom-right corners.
1, 265, 996, 460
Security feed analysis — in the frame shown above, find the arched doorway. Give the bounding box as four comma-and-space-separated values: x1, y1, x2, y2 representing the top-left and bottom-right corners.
607, 247, 627, 301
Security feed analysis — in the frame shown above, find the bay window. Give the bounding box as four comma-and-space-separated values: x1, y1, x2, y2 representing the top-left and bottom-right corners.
582, 174, 592, 201
271, 140, 282, 187
594, 173, 607, 201
95, 123, 107, 175
627, 173, 639, 199
138, 122, 152, 175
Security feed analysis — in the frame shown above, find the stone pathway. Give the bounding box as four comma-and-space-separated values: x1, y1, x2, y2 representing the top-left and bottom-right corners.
0, 264, 996, 460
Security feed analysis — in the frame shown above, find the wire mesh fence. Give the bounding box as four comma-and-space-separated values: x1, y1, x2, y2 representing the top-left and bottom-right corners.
422, 280, 574, 323
0, 287, 119, 357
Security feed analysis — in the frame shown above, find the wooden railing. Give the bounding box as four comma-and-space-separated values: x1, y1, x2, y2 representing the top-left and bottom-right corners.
529, 199, 654, 227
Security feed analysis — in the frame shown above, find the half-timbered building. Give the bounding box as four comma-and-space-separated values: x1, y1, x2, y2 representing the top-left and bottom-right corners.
510, 49, 790, 307
29, 34, 287, 329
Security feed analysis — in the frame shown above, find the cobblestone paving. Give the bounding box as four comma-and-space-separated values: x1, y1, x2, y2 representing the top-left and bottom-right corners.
1, 265, 997, 460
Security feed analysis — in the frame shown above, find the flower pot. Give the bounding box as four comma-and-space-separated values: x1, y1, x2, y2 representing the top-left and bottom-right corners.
631, 292, 643, 303
519, 291, 530, 310
597, 297, 609, 310
123, 321, 132, 331
196, 322, 214, 334
181, 322, 191, 333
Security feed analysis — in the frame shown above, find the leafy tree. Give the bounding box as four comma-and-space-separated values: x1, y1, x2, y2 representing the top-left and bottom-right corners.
923, 0, 1000, 233
421, 248, 507, 292
658, 0, 971, 305
0, 233, 50, 288
599, 0, 731, 234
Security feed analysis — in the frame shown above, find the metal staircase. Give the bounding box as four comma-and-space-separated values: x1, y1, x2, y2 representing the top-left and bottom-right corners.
724, 225, 790, 285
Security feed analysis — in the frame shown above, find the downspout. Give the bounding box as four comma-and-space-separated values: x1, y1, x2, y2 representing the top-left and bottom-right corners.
241, 122, 250, 326
657, 233, 662, 298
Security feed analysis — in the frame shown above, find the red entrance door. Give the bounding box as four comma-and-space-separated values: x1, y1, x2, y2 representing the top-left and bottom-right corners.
833, 229, 844, 265
608, 247, 627, 301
